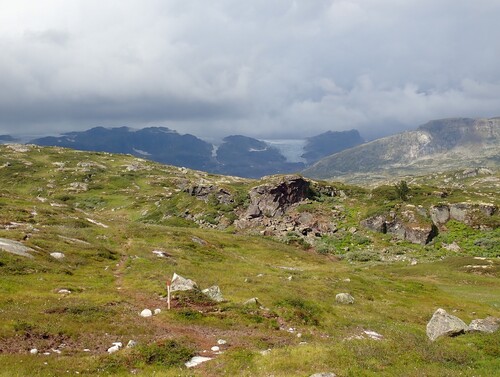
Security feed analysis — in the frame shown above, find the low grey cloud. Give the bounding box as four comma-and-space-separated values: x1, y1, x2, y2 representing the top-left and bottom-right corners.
1, 0, 499, 140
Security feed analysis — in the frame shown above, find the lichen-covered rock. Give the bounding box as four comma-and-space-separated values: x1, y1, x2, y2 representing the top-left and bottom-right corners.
426, 308, 469, 341
335, 293, 355, 305
171, 273, 198, 292
202, 285, 224, 302
468, 317, 500, 333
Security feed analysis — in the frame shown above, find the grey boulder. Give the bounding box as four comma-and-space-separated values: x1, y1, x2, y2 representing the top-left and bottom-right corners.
335, 293, 355, 305
171, 273, 198, 292
468, 317, 499, 333
202, 285, 224, 302
426, 308, 469, 341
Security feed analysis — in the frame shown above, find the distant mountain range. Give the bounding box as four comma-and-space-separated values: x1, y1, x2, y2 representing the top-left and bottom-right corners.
27, 127, 364, 178
3, 117, 498, 181
303, 117, 500, 184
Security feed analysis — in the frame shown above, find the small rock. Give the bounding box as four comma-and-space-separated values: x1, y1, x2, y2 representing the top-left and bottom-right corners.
83, 349, 90, 352
426, 308, 469, 341
335, 293, 355, 304
468, 317, 500, 333
217, 339, 227, 345
140, 309, 153, 318
154, 308, 161, 315
50, 252, 65, 260
170, 273, 198, 292
30, 348, 38, 355
112, 342, 122, 348
260, 349, 272, 356
363, 330, 383, 340
126, 340, 137, 348
211, 346, 220, 352
57, 289, 71, 294
243, 297, 260, 306
185, 356, 212, 368
202, 285, 224, 302
107, 345, 120, 354
309, 373, 336, 377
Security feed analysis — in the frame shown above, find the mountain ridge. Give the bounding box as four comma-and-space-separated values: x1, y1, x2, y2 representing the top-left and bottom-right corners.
302, 117, 500, 184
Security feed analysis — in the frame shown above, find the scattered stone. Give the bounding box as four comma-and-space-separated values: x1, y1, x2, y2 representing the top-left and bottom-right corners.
50, 252, 65, 260
152, 250, 169, 258
107, 345, 120, 354
185, 356, 213, 368
468, 317, 500, 333
140, 309, 153, 318
259, 349, 272, 356
191, 236, 208, 245
83, 349, 90, 352
86, 218, 109, 228
335, 293, 355, 305
0, 238, 35, 258
57, 289, 71, 294
112, 342, 123, 348
202, 285, 224, 302
243, 297, 260, 306
154, 308, 161, 315
363, 330, 383, 340
211, 346, 220, 352
443, 242, 461, 252
30, 348, 38, 355
170, 273, 198, 292
309, 373, 336, 377
126, 340, 137, 348
426, 308, 469, 341
217, 339, 227, 345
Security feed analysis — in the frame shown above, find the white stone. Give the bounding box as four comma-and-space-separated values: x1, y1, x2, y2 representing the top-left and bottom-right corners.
50, 252, 65, 260
140, 309, 152, 317
154, 308, 161, 315
335, 293, 355, 304
217, 339, 227, 345
30, 348, 38, 355
211, 346, 220, 352
363, 330, 383, 340
57, 289, 71, 294
112, 342, 122, 348
202, 285, 224, 302
107, 345, 120, 354
185, 356, 212, 368
83, 349, 90, 352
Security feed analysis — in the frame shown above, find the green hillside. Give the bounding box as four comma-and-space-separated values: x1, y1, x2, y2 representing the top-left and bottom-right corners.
0, 144, 498, 376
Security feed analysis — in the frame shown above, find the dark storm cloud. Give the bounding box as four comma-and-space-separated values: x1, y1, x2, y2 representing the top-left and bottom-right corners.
1, 0, 500, 139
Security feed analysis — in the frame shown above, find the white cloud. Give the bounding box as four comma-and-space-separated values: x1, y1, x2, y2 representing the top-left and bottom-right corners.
0, 0, 499, 139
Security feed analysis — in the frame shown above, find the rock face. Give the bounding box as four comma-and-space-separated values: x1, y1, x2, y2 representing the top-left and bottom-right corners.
170, 273, 198, 292
335, 293, 355, 305
244, 175, 310, 219
362, 209, 438, 245
426, 308, 469, 341
202, 285, 224, 302
430, 202, 497, 228
468, 317, 500, 333
184, 184, 233, 205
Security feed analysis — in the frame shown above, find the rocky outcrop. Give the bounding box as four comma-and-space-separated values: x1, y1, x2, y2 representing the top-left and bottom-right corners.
430, 202, 497, 227
0, 238, 35, 258
244, 175, 310, 219
361, 209, 437, 245
184, 184, 233, 205
426, 308, 469, 341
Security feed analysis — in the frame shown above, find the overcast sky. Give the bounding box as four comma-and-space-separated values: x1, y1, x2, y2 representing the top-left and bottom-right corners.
1, 0, 499, 140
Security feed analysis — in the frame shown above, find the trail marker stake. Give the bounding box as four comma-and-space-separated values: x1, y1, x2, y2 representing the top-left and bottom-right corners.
166, 279, 171, 310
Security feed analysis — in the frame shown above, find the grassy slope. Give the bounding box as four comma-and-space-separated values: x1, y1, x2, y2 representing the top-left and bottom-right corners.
0, 145, 499, 376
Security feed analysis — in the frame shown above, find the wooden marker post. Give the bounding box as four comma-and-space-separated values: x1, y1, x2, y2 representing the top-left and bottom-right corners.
166, 279, 171, 310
